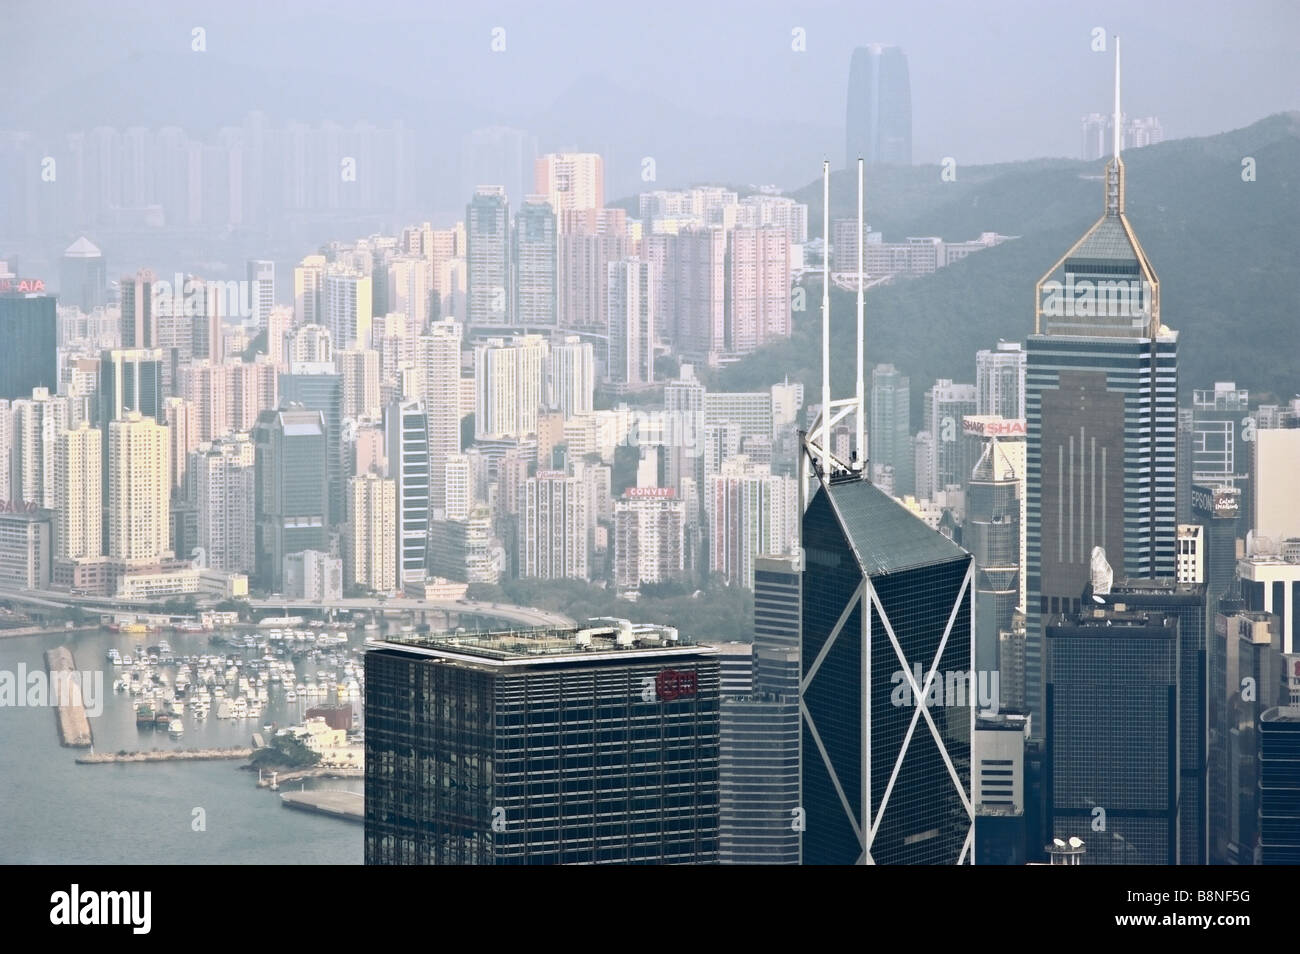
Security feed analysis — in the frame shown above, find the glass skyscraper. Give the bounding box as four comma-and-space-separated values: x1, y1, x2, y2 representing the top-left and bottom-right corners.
0, 292, 57, 401
801, 469, 973, 864
845, 45, 912, 167
252, 405, 329, 592
279, 370, 344, 528
1046, 606, 1180, 864
718, 555, 800, 864
1026, 112, 1177, 735
1260, 707, 1300, 864
364, 623, 720, 865
1192, 482, 1243, 629
1088, 577, 1209, 864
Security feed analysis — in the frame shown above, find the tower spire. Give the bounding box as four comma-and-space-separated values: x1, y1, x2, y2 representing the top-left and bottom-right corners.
1112, 35, 1122, 161
821, 159, 831, 472
855, 156, 865, 471
1105, 36, 1125, 216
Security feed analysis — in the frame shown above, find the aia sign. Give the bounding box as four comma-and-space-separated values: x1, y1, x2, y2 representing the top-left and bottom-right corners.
655, 668, 697, 701
0, 278, 46, 293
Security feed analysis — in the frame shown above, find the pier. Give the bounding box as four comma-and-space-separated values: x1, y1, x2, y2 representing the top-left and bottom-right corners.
279, 789, 364, 824
45, 646, 93, 747
77, 746, 252, 764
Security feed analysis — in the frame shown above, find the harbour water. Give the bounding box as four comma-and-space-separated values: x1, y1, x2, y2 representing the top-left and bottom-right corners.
0, 626, 365, 865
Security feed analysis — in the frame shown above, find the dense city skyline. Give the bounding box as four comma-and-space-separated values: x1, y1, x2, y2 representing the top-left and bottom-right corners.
1, 4, 1297, 892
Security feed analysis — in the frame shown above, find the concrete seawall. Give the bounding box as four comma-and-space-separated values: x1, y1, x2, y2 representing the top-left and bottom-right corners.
45, 647, 93, 747
77, 747, 252, 764
280, 789, 364, 823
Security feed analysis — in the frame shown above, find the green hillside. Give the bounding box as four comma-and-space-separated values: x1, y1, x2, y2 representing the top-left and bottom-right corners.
716, 112, 1300, 411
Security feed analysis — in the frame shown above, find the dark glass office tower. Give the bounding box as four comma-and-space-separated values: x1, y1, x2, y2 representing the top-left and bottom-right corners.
1207, 585, 1252, 863
0, 292, 57, 400
1260, 707, 1300, 865
845, 45, 912, 167
252, 405, 329, 592
1191, 482, 1241, 617
1026, 105, 1177, 735
1088, 576, 1208, 864
279, 370, 344, 528
1046, 606, 1179, 864
869, 363, 912, 495
966, 437, 1021, 677
364, 623, 720, 865
1213, 613, 1283, 864
719, 555, 800, 864
754, 555, 800, 698
801, 470, 973, 865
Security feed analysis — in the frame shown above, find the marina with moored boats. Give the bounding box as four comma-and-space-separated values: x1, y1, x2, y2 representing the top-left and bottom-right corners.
115, 624, 364, 739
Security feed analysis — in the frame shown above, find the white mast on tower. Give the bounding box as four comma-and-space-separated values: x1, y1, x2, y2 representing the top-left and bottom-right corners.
820, 160, 831, 470
804, 159, 868, 485
855, 155, 865, 470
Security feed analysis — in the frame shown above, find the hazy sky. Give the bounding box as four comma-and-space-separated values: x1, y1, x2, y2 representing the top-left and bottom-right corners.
3, 0, 1298, 176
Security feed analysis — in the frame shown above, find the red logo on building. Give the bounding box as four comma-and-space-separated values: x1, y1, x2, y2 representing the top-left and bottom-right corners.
655, 668, 697, 701
0, 278, 46, 293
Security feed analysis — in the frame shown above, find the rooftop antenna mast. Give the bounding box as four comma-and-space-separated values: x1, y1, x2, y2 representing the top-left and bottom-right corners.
821, 159, 831, 471
803, 159, 867, 485
855, 155, 865, 471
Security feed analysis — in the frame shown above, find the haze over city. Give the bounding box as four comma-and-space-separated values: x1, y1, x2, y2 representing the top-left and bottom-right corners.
0, 0, 1298, 908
